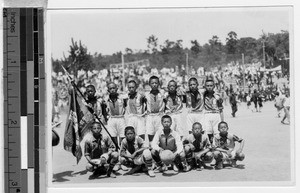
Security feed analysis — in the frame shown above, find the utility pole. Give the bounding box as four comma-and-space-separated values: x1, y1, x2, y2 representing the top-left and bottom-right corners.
262, 40, 266, 69
242, 53, 246, 91
186, 52, 189, 76
121, 54, 125, 92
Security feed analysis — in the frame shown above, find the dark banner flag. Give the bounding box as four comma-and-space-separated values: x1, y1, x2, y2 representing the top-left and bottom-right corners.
64, 87, 94, 163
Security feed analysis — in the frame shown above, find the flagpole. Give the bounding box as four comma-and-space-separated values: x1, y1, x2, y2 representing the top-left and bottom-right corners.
60, 64, 119, 150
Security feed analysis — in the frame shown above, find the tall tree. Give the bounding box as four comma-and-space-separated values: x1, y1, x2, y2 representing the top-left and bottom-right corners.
147, 35, 159, 54
190, 40, 201, 55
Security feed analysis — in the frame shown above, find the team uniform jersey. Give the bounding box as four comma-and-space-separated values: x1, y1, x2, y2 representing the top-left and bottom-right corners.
213, 133, 243, 159
164, 93, 187, 137
103, 95, 126, 137
183, 91, 205, 133
203, 92, 223, 135
120, 136, 149, 165
125, 93, 146, 135
84, 134, 116, 159
183, 133, 213, 163
183, 133, 211, 152
84, 97, 104, 123
151, 129, 183, 155
145, 91, 165, 135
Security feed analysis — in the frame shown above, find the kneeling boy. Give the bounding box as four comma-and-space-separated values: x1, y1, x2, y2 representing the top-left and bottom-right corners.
84, 122, 119, 179
213, 121, 245, 169
120, 126, 155, 177
183, 122, 213, 171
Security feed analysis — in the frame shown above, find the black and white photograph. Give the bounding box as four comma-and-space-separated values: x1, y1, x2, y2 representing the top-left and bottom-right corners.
48, 5, 293, 186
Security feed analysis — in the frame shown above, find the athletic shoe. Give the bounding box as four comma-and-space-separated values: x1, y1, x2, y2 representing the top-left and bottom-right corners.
173, 164, 179, 173
113, 164, 121, 171
120, 164, 129, 171
231, 160, 237, 168
183, 164, 192, 172
154, 164, 167, 173
148, 170, 156, 177
215, 161, 223, 170
107, 172, 116, 178
123, 165, 142, 175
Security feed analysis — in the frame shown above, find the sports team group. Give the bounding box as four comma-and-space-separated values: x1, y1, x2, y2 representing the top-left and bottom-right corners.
81, 76, 245, 179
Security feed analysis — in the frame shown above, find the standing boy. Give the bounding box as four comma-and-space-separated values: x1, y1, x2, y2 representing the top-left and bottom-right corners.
213, 121, 245, 169
145, 76, 165, 142
164, 80, 187, 138
84, 122, 119, 179
203, 79, 224, 142
85, 85, 104, 122
119, 126, 155, 177
102, 82, 126, 147
182, 77, 205, 134
125, 80, 147, 139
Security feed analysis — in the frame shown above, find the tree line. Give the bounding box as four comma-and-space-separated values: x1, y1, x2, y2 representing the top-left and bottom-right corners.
52, 30, 289, 73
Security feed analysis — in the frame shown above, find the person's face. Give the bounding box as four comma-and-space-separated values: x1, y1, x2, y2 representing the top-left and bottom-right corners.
168, 81, 177, 93
192, 124, 203, 137
91, 123, 102, 138
205, 81, 215, 92
86, 87, 96, 99
108, 83, 117, 94
150, 79, 159, 90
128, 82, 137, 94
161, 118, 172, 129
218, 123, 229, 136
125, 130, 135, 142
189, 80, 198, 92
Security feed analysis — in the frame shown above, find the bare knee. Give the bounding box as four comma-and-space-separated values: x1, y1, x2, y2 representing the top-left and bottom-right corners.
143, 149, 152, 160
236, 153, 245, 161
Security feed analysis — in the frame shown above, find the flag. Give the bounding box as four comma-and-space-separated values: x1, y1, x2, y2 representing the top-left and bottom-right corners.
64, 87, 94, 164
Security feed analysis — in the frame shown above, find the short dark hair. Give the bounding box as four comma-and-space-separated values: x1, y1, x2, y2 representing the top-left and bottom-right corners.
161, 114, 172, 122
124, 126, 135, 135
86, 85, 96, 90
91, 121, 101, 128
128, 79, 137, 85
218, 121, 228, 129
149, 75, 159, 83
192, 122, 202, 128
188, 77, 198, 84
205, 78, 214, 84
168, 80, 177, 87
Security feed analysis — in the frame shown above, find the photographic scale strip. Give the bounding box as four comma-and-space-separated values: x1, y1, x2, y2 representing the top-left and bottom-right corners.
3, 8, 46, 193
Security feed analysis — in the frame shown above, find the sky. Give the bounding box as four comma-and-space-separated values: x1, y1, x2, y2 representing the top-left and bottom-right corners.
48, 6, 291, 60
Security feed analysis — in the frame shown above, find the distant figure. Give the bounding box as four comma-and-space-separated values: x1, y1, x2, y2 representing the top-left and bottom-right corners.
229, 92, 238, 117
281, 92, 290, 125
274, 92, 285, 117
251, 89, 259, 112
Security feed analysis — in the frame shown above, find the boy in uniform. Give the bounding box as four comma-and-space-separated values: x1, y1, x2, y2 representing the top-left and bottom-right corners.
164, 80, 187, 138
213, 121, 245, 169
125, 80, 147, 139
84, 122, 119, 179
182, 77, 205, 134
102, 82, 127, 171
120, 126, 155, 177
102, 82, 126, 147
151, 115, 188, 173
84, 85, 104, 123
183, 122, 213, 171
145, 76, 165, 142
203, 79, 224, 143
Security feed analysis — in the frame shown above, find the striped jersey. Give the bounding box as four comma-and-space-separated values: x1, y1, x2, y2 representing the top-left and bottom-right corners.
164, 93, 184, 114
203, 92, 223, 113
145, 91, 165, 114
